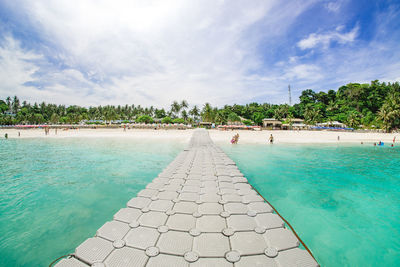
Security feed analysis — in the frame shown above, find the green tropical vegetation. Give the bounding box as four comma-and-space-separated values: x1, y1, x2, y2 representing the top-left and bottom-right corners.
1, 80, 399, 132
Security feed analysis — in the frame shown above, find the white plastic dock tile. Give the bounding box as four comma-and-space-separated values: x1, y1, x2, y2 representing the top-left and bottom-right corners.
124, 226, 160, 249
196, 215, 226, 232
200, 193, 221, 202
149, 199, 174, 212
275, 248, 319, 267
248, 202, 274, 213
224, 202, 248, 214
167, 213, 197, 231
113, 208, 142, 223
193, 233, 230, 257
173, 201, 199, 214
104, 247, 148, 267
157, 230, 193, 255
227, 215, 257, 231
75, 237, 113, 264
222, 194, 243, 202
127, 197, 151, 209
198, 202, 223, 214
158, 191, 179, 200
139, 211, 168, 228
230, 231, 267, 255
256, 213, 285, 229
96, 221, 130, 241
264, 228, 300, 251
138, 189, 159, 198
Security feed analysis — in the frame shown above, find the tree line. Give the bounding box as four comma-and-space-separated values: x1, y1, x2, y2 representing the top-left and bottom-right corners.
1, 80, 399, 132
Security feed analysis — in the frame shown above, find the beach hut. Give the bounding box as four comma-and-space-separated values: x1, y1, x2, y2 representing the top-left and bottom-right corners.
199, 122, 213, 129
292, 123, 309, 130
282, 123, 290, 130
262, 118, 282, 129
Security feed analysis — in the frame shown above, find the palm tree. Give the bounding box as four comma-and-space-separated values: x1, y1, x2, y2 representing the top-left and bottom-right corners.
170, 101, 181, 118
304, 106, 322, 124
181, 110, 188, 122
346, 111, 361, 128
180, 100, 188, 118
201, 103, 214, 122
181, 100, 188, 110
215, 111, 226, 125
104, 107, 117, 124
12, 96, 20, 113
50, 113, 60, 124
379, 90, 400, 132
189, 105, 200, 122
274, 105, 288, 120
6, 96, 11, 111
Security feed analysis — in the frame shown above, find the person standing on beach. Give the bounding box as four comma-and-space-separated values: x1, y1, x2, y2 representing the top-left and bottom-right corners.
18, 132, 20, 137
337, 136, 340, 141
4, 133, 8, 139
269, 134, 274, 144
230, 133, 239, 144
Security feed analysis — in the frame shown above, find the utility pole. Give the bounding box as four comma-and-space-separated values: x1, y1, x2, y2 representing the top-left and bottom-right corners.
288, 85, 292, 106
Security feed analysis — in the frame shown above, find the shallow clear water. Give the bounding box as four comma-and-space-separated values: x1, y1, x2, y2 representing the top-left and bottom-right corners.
221, 143, 400, 267
0, 138, 183, 267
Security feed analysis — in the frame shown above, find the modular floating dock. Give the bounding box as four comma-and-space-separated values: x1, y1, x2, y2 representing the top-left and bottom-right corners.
56, 129, 318, 267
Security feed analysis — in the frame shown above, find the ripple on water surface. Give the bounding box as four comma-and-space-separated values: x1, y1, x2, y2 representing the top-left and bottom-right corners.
0, 137, 183, 266
221, 143, 400, 267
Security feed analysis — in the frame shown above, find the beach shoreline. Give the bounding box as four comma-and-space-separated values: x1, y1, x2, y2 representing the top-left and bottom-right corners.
0, 128, 397, 145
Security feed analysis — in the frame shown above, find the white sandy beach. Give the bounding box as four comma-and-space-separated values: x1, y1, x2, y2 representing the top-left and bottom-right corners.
0, 128, 397, 145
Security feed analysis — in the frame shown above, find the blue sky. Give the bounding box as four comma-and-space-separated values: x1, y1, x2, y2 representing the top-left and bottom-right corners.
0, 0, 399, 107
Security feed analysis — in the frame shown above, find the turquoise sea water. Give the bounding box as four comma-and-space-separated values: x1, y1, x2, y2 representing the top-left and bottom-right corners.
221, 143, 400, 267
0, 138, 183, 267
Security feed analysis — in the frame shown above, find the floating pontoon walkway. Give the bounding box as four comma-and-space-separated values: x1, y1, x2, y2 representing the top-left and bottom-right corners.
56, 129, 318, 267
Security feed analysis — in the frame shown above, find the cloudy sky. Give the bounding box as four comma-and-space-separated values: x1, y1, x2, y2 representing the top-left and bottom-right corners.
0, 0, 399, 107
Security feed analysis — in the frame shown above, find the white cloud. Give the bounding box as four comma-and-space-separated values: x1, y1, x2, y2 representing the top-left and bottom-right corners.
1, 0, 319, 107
0, 37, 41, 97
325, 1, 343, 13
0, 35, 106, 106
284, 64, 323, 81
298, 25, 358, 50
